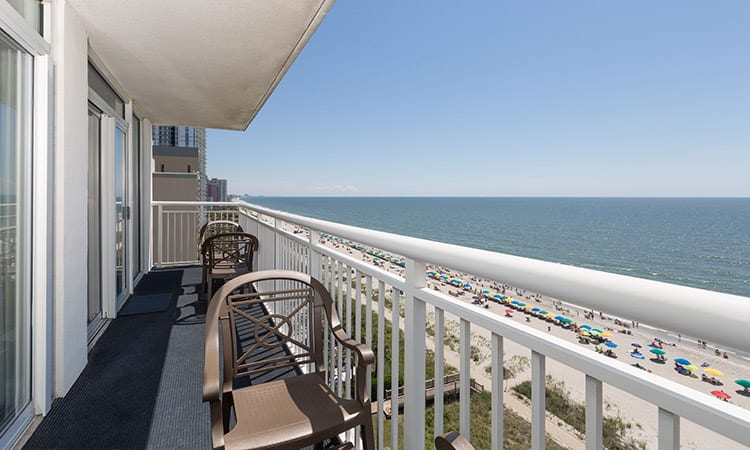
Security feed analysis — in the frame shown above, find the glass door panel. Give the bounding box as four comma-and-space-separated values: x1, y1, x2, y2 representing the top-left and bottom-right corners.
87, 108, 101, 324
114, 127, 126, 298
0, 30, 31, 434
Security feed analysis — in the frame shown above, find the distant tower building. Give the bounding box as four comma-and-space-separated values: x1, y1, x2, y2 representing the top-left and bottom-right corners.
152, 126, 207, 201
206, 177, 228, 202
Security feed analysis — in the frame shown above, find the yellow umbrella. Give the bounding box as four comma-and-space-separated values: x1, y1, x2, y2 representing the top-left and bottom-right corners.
524, 305, 533, 310
545, 312, 555, 317
704, 368, 723, 377
601, 332, 613, 337
684, 365, 698, 371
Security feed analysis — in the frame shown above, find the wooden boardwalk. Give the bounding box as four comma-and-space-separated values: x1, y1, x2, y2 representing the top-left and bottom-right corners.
372, 373, 484, 416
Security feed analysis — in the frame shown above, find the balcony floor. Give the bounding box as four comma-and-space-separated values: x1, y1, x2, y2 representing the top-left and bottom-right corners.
24, 267, 211, 449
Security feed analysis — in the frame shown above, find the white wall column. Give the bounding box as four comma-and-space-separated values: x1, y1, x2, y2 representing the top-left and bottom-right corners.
51, 0, 90, 396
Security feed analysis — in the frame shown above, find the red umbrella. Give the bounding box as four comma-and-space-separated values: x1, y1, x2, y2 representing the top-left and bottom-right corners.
711, 390, 731, 400
505, 309, 514, 314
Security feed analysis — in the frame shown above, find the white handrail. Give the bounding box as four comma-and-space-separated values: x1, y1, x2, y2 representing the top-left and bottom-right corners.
222, 200, 750, 354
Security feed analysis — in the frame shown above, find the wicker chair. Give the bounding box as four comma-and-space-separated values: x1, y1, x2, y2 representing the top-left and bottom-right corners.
201, 232, 258, 301
203, 270, 375, 450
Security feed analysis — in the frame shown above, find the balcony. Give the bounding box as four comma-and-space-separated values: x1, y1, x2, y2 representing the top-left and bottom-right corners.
23, 200, 750, 450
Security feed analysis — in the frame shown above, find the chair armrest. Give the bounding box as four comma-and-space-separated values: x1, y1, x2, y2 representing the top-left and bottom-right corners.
330, 324, 375, 366
202, 292, 223, 402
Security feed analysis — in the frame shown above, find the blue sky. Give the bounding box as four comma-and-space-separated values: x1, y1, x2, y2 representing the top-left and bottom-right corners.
207, 1, 750, 197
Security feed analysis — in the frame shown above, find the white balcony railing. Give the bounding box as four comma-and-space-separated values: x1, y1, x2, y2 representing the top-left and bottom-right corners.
152, 200, 750, 450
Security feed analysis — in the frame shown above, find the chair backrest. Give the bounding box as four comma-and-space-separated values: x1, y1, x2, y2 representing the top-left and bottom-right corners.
199, 220, 243, 245
201, 232, 259, 271
205, 271, 335, 386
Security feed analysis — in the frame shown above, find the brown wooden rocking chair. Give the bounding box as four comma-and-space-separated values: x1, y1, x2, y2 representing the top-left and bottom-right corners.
203, 270, 375, 450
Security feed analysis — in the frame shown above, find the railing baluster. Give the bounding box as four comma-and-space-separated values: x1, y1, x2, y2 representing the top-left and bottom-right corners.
434, 307, 445, 439
459, 318, 471, 440
531, 350, 546, 450
365, 274, 373, 404
390, 288, 400, 450
345, 264, 352, 399
585, 375, 603, 450
156, 204, 162, 266
404, 259, 426, 449
491, 332, 504, 449
337, 260, 344, 397
658, 408, 680, 450
377, 280, 386, 450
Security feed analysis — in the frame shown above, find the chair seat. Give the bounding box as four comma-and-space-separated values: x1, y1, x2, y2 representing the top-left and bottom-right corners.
211, 264, 249, 277
225, 373, 364, 450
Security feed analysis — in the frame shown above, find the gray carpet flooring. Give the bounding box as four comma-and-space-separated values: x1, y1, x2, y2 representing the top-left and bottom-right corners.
24, 267, 210, 449
22, 267, 337, 449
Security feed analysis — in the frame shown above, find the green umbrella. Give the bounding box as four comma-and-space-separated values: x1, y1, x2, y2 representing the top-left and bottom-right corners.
649, 348, 666, 355
735, 379, 750, 389
538, 310, 548, 315
590, 328, 603, 334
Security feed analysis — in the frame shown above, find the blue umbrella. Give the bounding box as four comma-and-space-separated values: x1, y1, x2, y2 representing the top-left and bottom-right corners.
631, 343, 642, 348
531, 307, 541, 312
674, 358, 691, 366
579, 325, 591, 330
631, 352, 645, 360
464, 283, 472, 288
493, 294, 504, 299
605, 342, 618, 348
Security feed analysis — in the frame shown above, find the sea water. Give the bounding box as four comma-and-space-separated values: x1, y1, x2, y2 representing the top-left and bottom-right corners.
244, 197, 750, 298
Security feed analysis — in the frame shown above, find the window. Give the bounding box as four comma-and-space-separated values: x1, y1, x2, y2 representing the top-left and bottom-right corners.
187, 164, 191, 173
160, 164, 165, 172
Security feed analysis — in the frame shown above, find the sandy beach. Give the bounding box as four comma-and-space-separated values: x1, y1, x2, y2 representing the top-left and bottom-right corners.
282, 224, 749, 449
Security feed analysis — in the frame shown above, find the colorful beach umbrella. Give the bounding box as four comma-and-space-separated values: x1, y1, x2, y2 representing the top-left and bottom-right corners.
538, 311, 548, 315
531, 307, 541, 312
711, 390, 731, 400
649, 348, 666, 355
601, 332, 613, 337
561, 318, 573, 323
684, 365, 698, 371
631, 352, 645, 360
605, 342, 618, 348
482, 289, 491, 295
579, 325, 591, 330
674, 358, 691, 366
631, 343, 642, 348
493, 294, 504, 300
505, 309, 514, 314
591, 328, 603, 334
704, 368, 723, 377
735, 379, 750, 389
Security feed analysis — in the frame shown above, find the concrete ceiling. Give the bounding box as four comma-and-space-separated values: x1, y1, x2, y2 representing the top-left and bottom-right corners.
69, 0, 335, 130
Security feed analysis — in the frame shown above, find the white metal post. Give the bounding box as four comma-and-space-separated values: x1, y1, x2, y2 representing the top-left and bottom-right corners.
531, 350, 546, 450
658, 408, 680, 450
156, 204, 163, 266
585, 375, 603, 450
403, 259, 426, 450
434, 307, 445, 439
376, 280, 386, 450
491, 333, 504, 449
459, 318, 471, 440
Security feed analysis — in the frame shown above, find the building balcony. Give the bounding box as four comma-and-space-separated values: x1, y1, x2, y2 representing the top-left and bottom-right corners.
22, 201, 750, 450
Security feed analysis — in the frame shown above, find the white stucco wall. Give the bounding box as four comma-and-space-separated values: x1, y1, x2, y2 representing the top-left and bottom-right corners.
51, 0, 89, 396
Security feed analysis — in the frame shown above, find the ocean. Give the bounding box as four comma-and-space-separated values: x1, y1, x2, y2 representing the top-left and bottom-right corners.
243, 197, 750, 298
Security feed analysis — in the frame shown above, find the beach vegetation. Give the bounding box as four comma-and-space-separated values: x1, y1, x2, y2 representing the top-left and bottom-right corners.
378, 391, 568, 450
512, 376, 646, 449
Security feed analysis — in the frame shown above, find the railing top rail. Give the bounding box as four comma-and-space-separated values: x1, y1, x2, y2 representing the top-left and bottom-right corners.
158, 200, 750, 354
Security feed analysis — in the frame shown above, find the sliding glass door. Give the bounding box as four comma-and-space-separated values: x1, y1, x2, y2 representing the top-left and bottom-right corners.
0, 30, 31, 435
114, 125, 127, 299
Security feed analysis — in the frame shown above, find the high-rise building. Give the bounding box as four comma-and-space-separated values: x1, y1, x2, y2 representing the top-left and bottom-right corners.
152, 126, 207, 201
206, 177, 228, 202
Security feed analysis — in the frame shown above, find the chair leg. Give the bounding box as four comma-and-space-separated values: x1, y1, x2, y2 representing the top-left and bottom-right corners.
361, 419, 375, 450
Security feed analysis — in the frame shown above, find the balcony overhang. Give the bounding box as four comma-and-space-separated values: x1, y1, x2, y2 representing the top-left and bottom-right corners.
69, 0, 335, 130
